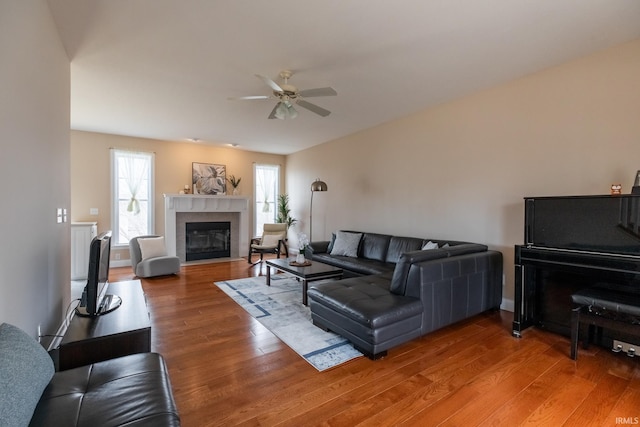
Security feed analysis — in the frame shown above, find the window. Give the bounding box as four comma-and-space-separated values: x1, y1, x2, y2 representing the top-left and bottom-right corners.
254, 163, 279, 235
111, 149, 154, 246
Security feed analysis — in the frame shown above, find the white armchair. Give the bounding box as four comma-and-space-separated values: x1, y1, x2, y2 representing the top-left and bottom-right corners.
248, 223, 288, 264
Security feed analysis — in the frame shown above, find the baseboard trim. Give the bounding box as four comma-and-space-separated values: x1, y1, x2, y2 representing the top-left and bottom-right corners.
110, 259, 130, 268
500, 298, 514, 313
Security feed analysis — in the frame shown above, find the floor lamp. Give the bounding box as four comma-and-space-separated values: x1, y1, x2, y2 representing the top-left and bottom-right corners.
309, 178, 328, 242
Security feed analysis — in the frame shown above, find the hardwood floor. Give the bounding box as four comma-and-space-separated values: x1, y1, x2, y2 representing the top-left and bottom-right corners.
109, 260, 640, 426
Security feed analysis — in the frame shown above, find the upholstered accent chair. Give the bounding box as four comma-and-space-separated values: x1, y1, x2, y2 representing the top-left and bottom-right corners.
129, 235, 181, 278
248, 223, 288, 264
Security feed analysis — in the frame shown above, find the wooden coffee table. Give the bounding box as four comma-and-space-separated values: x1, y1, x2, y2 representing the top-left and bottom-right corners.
265, 258, 343, 305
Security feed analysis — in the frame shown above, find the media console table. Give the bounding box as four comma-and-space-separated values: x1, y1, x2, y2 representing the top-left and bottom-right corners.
54, 280, 151, 371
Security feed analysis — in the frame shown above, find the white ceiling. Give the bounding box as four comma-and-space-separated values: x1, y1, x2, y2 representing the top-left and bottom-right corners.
47, 0, 640, 155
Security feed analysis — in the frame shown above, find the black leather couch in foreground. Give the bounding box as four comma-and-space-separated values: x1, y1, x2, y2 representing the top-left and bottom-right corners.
0, 323, 180, 427
306, 231, 503, 359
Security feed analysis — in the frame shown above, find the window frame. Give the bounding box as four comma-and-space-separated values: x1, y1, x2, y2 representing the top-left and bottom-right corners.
110, 149, 155, 247
253, 163, 280, 236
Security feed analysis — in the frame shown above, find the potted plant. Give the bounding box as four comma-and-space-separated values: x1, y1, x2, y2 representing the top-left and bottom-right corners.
276, 193, 297, 229
226, 175, 241, 195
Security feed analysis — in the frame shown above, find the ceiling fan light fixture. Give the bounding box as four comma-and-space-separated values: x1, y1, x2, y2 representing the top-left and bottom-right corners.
274, 101, 298, 120
235, 70, 336, 119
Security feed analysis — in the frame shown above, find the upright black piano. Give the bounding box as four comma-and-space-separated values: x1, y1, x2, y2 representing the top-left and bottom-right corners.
513, 195, 640, 345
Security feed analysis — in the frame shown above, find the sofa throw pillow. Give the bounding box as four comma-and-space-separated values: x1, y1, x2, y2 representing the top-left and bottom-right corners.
330, 231, 362, 257
326, 232, 337, 253
422, 241, 439, 250
138, 236, 167, 260
0, 323, 55, 427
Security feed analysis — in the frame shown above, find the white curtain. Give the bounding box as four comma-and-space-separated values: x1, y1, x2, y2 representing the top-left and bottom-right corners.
258, 168, 274, 213
120, 151, 148, 215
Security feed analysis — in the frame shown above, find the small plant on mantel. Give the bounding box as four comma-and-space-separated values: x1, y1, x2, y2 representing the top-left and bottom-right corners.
226, 175, 241, 195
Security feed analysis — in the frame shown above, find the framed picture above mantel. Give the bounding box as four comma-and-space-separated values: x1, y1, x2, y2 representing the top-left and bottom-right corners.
192, 162, 226, 195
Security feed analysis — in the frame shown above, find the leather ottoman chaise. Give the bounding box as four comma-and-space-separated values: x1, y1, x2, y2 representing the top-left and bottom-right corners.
308, 272, 424, 359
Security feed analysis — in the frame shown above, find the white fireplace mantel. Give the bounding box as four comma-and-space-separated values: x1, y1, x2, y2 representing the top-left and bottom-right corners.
164, 194, 250, 258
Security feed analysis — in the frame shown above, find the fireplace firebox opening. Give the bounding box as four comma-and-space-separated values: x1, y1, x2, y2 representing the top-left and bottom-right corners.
185, 221, 231, 261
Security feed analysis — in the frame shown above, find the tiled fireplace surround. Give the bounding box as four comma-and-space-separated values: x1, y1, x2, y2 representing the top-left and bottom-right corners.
164, 194, 250, 263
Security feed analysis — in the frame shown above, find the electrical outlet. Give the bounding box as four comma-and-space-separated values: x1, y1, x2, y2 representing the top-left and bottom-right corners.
115, 253, 121, 260
90, 208, 99, 215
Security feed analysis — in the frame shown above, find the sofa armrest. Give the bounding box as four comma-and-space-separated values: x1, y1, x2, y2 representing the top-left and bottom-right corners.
413, 251, 503, 332
389, 243, 489, 295
389, 249, 450, 294
443, 243, 488, 256
309, 241, 330, 254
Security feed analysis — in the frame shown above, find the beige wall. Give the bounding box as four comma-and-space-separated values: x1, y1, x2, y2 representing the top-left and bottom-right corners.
70, 131, 286, 261
0, 1, 70, 337
68, 39, 640, 309
286, 39, 640, 309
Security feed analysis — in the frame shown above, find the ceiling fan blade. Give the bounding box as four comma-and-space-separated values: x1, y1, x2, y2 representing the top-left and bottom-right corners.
298, 87, 337, 97
268, 102, 280, 119
255, 74, 283, 92
227, 95, 271, 101
296, 99, 331, 117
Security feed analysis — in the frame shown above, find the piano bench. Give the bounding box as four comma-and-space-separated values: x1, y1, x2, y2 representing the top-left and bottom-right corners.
570, 283, 640, 360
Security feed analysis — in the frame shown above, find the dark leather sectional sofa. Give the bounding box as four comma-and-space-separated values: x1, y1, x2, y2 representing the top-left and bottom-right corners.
306, 231, 503, 359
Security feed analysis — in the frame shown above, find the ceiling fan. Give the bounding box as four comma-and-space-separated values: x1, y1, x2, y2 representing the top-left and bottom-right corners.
229, 70, 337, 120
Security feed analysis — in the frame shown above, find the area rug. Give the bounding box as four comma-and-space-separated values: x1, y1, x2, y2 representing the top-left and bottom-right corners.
214, 276, 363, 371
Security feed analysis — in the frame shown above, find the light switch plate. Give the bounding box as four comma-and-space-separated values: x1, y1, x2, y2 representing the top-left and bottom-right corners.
90, 208, 99, 215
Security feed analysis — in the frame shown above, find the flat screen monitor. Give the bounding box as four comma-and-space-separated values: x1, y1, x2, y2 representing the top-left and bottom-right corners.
76, 231, 121, 316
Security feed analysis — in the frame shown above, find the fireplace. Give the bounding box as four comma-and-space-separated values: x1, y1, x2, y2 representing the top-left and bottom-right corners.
185, 221, 231, 261
164, 194, 249, 263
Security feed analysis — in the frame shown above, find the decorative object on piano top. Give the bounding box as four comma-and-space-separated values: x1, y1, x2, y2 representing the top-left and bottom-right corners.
632, 170, 640, 195
611, 184, 622, 195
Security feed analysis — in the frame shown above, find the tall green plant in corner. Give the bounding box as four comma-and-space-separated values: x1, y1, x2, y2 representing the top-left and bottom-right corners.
276, 193, 297, 229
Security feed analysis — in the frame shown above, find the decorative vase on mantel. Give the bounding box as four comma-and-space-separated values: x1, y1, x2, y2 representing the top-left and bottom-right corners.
227, 175, 241, 196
